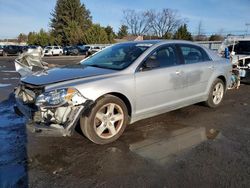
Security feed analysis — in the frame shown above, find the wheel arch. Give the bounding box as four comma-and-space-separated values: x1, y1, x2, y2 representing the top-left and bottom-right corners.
217, 75, 227, 89
97, 92, 132, 118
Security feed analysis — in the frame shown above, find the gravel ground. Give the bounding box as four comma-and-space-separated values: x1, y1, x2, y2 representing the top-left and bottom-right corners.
0, 56, 249, 188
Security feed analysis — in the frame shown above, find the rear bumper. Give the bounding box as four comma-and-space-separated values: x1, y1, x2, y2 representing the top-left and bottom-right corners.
14, 98, 90, 136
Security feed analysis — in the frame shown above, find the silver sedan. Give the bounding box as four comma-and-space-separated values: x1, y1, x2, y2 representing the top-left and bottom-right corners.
15, 40, 231, 144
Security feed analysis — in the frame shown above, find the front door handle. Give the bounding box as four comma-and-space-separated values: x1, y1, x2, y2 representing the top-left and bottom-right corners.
175, 70, 181, 75
208, 65, 215, 69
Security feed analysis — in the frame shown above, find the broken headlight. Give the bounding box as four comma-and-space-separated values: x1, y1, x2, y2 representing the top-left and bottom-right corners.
35, 88, 86, 107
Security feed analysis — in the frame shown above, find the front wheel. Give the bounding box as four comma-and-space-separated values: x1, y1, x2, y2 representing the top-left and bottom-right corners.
205, 78, 225, 108
80, 95, 129, 144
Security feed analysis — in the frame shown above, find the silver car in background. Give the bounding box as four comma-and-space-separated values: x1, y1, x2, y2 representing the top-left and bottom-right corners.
15, 40, 231, 144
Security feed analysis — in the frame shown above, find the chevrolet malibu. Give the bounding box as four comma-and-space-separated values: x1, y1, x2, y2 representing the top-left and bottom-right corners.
15, 40, 231, 144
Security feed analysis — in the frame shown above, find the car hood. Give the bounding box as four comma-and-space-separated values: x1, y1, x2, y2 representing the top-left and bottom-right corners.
21, 64, 117, 86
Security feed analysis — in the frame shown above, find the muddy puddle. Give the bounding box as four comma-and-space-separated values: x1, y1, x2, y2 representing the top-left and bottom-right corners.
0, 95, 28, 187
129, 126, 220, 166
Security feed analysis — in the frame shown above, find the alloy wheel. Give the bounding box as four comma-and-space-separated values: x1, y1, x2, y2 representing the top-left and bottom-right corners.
212, 82, 224, 105
94, 103, 124, 139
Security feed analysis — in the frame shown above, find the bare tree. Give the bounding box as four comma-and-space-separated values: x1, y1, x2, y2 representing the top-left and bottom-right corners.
147, 9, 183, 37
122, 9, 151, 36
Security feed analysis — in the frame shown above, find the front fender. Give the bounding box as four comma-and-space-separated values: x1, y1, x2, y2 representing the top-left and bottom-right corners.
74, 74, 135, 113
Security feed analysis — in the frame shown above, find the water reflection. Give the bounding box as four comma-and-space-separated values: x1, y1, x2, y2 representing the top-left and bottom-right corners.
0, 94, 28, 187
130, 127, 217, 165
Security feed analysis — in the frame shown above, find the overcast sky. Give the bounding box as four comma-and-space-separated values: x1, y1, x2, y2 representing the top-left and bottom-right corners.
0, 0, 249, 38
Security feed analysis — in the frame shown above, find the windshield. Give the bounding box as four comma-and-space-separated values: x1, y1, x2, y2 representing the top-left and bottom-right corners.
81, 43, 151, 70
45, 46, 52, 49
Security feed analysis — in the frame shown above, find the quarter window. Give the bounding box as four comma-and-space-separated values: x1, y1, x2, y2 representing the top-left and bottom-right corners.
179, 44, 211, 64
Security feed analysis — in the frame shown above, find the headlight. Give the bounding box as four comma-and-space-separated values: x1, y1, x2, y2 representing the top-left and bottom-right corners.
36, 88, 86, 107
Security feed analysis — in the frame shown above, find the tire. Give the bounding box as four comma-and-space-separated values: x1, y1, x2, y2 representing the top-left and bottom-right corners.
205, 78, 225, 108
80, 95, 129, 144
59, 51, 63, 56
3, 51, 7, 56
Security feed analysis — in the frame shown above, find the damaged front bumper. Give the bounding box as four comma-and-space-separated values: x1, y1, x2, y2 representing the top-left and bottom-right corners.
14, 84, 94, 136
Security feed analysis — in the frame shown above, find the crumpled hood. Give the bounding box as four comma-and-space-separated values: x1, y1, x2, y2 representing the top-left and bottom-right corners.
21, 64, 117, 86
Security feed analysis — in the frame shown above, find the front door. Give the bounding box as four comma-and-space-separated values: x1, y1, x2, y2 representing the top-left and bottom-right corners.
135, 44, 187, 117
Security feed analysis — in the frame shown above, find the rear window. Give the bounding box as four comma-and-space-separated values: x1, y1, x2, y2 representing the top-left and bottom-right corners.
179, 44, 211, 64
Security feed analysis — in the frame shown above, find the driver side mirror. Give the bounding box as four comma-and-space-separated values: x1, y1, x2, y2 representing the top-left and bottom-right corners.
142, 55, 160, 70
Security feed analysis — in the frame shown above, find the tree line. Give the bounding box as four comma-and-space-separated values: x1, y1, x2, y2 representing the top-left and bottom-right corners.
17, 0, 224, 46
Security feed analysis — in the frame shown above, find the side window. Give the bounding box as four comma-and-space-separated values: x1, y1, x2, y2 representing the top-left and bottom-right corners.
54, 46, 59, 49
151, 45, 178, 68
179, 45, 211, 64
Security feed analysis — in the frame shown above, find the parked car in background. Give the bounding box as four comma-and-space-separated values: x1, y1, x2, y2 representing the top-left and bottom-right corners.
2, 45, 23, 56
63, 46, 79, 55
63, 46, 70, 55
227, 39, 250, 83
15, 40, 231, 144
43, 46, 63, 56
63, 46, 91, 56
89, 46, 103, 55
0, 45, 4, 56
22, 45, 42, 53
80, 45, 91, 56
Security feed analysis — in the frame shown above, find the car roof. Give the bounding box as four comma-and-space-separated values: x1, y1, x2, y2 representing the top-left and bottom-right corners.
119, 40, 200, 46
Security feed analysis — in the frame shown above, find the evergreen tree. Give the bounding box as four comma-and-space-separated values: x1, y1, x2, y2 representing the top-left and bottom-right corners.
173, 24, 193, 41
37, 29, 51, 47
27, 30, 55, 46
83, 24, 109, 44
105, 25, 115, 43
162, 32, 173, 39
64, 21, 85, 45
117, 25, 128, 39
17, 33, 28, 43
50, 0, 92, 45
209, 34, 224, 41
27, 32, 37, 45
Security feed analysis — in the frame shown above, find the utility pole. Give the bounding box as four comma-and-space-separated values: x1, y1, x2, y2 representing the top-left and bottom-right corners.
246, 23, 250, 35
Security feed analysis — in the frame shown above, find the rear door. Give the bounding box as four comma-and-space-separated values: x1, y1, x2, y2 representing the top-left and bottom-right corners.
135, 44, 188, 116
177, 44, 214, 97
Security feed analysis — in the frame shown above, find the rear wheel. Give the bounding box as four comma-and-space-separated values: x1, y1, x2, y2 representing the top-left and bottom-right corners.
80, 95, 129, 144
205, 78, 225, 108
